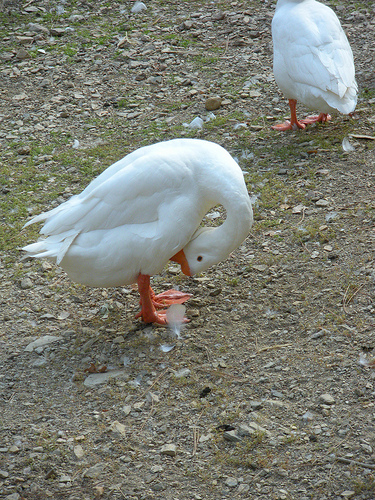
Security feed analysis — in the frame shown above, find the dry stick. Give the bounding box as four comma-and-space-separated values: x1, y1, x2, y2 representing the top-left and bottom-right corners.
342, 283, 351, 314
343, 282, 367, 314
256, 343, 293, 353
223, 35, 229, 56
137, 367, 170, 402
347, 282, 367, 304
192, 426, 199, 456
336, 456, 375, 470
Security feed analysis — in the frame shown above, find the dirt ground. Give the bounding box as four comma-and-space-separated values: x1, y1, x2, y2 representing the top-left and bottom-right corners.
1, 0, 375, 499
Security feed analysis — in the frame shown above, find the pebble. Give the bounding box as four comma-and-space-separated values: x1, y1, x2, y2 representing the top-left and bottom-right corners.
341, 492, 355, 499
109, 421, 126, 436
223, 430, 241, 442
160, 444, 177, 457
316, 199, 330, 207
6, 494, 20, 500
24, 335, 62, 352
16, 48, 29, 60
83, 369, 129, 387
20, 277, 33, 289
122, 405, 132, 416
83, 463, 106, 479
225, 477, 238, 487
205, 96, 222, 111
73, 444, 84, 459
173, 368, 191, 378
0, 470, 9, 479
319, 393, 335, 405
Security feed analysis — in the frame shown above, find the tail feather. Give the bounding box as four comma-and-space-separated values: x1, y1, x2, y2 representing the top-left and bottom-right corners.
22, 230, 80, 264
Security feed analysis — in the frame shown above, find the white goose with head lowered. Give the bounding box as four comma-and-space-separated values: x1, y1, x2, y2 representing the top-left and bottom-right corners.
272, 0, 357, 131
23, 138, 253, 324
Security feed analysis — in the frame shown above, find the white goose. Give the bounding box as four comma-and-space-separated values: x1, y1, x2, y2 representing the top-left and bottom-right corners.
272, 0, 357, 131
23, 138, 253, 324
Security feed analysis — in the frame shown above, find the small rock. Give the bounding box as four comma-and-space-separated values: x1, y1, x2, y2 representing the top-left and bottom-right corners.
205, 96, 222, 111
316, 199, 330, 207
9, 445, 20, 453
83, 370, 128, 387
24, 335, 62, 352
18, 146, 31, 155
341, 491, 355, 499
83, 463, 106, 479
0, 470, 9, 479
27, 23, 50, 34
122, 405, 131, 416
223, 430, 241, 442
50, 27, 65, 37
160, 444, 177, 457
73, 444, 84, 458
225, 477, 238, 488
6, 494, 20, 500
15, 48, 29, 60
319, 393, 335, 405
93, 485, 104, 497
59, 474, 72, 485
20, 277, 33, 289
146, 392, 160, 404
109, 420, 126, 436
173, 368, 191, 378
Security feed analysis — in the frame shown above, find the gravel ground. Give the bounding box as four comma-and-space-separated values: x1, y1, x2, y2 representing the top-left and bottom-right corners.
1, 1, 375, 499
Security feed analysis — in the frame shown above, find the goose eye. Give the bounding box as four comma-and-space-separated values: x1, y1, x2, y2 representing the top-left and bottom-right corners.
197, 256, 203, 262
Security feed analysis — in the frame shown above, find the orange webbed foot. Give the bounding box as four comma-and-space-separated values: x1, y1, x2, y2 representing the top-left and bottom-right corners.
152, 289, 192, 308
300, 113, 331, 125
271, 120, 306, 131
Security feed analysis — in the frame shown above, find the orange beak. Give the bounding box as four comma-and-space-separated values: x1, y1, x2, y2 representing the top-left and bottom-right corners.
170, 249, 191, 277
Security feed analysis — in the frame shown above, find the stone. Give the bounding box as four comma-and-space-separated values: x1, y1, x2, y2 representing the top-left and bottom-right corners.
160, 444, 177, 457
173, 368, 191, 378
6, 494, 21, 500
15, 48, 29, 60
73, 444, 84, 458
20, 277, 33, 289
205, 96, 222, 111
83, 370, 129, 387
83, 463, 106, 479
316, 199, 330, 207
109, 421, 126, 436
223, 430, 241, 442
319, 393, 335, 405
0, 470, 9, 479
24, 335, 62, 352
225, 477, 238, 487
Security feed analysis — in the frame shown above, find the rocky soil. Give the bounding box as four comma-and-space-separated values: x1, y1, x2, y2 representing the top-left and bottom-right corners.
1, 0, 375, 499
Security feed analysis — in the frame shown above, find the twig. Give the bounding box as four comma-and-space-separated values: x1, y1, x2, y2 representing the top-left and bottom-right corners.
343, 282, 367, 313
23, 0, 36, 8
256, 343, 293, 353
347, 282, 367, 304
342, 283, 351, 314
350, 134, 375, 141
223, 35, 229, 56
137, 367, 169, 401
336, 456, 375, 470
192, 426, 199, 456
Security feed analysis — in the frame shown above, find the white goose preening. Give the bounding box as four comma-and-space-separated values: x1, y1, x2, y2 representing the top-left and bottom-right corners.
23, 138, 253, 324
271, 0, 357, 131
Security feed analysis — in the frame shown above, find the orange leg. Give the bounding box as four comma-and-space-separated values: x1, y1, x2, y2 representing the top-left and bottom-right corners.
272, 99, 306, 131
135, 274, 190, 324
